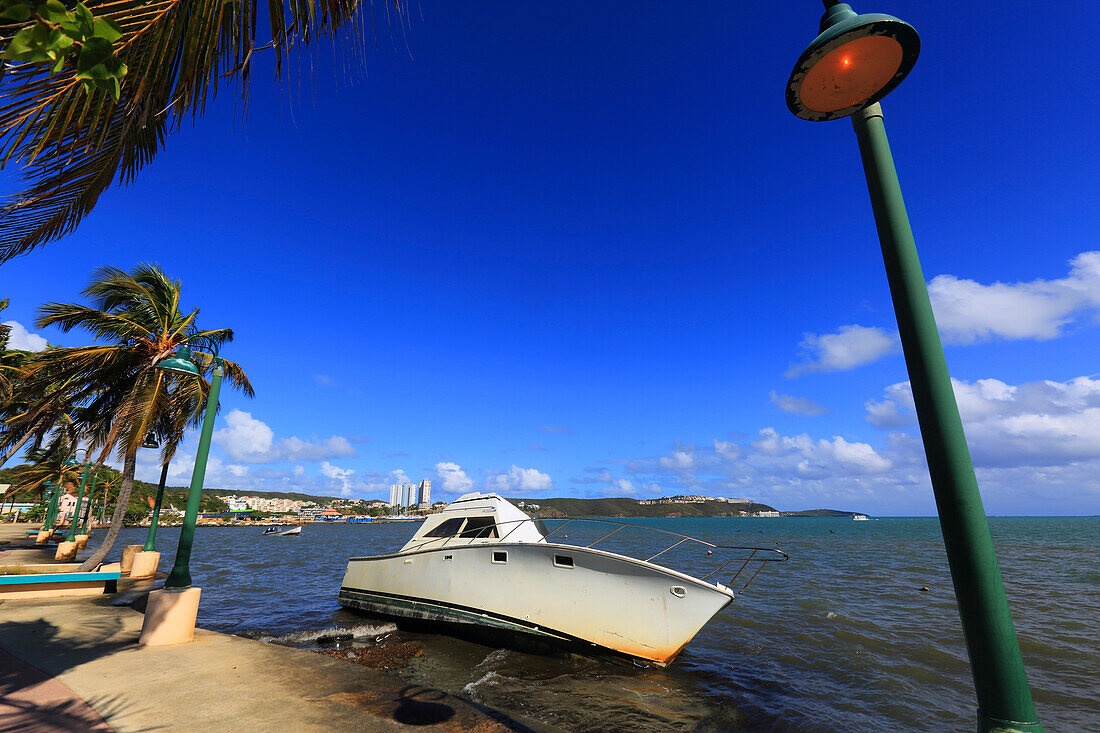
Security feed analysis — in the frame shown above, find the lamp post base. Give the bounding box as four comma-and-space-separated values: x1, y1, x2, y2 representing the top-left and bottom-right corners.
54, 541, 77, 561
120, 545, 143, 574
139, 587, 201, 646
130, 551, 160, 580
35, 530, 51, 545
74, 534, 89, 551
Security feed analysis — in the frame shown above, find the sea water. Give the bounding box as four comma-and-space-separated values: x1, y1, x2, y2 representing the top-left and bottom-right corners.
111, 516, 1099, 731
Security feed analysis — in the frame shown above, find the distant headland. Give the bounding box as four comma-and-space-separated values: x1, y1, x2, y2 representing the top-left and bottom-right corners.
507, 495, 867, 519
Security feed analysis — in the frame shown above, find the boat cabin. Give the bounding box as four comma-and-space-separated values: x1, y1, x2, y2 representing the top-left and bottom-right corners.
401, 492, 544, 551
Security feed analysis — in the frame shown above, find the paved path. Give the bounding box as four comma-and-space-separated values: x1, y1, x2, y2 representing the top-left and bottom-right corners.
0, 524, 552, 733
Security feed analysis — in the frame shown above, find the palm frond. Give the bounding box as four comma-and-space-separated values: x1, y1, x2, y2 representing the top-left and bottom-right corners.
0, 0, 404, 262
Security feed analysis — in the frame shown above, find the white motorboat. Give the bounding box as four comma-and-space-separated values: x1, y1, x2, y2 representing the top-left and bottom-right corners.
852, 514, 870, 521
338, 492, 786, 667
263, 525, 301, 536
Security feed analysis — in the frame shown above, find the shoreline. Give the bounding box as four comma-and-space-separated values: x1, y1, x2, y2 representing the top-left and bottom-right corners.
0, 524, 551, 732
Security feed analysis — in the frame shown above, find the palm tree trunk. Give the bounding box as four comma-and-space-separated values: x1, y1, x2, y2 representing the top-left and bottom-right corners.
0, 427, 36, 468
78, 450, 136, 571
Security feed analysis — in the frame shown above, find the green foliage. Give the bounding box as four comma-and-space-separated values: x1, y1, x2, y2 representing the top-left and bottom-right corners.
1, 1, 127, 99
0, 0, 407, 262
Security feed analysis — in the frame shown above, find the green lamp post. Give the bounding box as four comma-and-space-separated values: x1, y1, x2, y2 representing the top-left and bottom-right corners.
79, 472, 99, 534
141, 432, 171, 553
42, 479, 59, 530
156, 345, 221, 589
785, 4, 1042, 732
63, 451, 91, 541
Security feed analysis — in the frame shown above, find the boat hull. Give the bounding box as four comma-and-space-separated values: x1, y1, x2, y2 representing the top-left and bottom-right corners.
339, 542, 733, 667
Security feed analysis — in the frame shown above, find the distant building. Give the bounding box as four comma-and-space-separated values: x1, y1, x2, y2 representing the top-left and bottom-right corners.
417, 480, 431, 508
57, 493, 78, 522
317, 508, 344, 521
389, 484, 402, 508
298, 506, 326, 521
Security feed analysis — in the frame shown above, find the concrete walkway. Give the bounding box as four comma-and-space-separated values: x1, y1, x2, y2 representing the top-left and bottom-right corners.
0, 596, 550, 732
0, 524, 551, 732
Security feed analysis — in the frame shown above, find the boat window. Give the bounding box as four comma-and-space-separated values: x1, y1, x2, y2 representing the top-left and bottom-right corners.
461, 516, 498, 539
554, 555, 574, 568
424, 518, 464, 538
492, 551, 508, 564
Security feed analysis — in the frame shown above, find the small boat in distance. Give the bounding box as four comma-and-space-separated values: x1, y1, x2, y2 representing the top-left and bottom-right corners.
853, 514, 870, 521
338, 492, 786, 667
263, 525, 302, 536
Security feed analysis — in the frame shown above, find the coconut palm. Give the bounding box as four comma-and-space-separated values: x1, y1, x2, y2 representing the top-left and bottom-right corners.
28, 264, 252, 570
0, 0, 406, 263
7, 437, 81, 509
0, 363, 82, 468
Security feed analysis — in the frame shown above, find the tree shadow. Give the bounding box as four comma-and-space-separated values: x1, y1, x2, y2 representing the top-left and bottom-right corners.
0, 618, 159, 731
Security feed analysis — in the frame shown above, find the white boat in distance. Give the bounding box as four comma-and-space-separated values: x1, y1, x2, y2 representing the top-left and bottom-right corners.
263, 525, 301, 536
852, 514, 870, 521
338, 492, 786, 667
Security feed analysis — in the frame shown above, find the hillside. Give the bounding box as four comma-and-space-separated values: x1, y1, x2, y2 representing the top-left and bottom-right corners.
201, 488, 346, 504
781, 509, 865, 518
508, 497, 777, 518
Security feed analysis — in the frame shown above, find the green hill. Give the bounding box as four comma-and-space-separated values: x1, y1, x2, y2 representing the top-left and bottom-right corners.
508, 497, 776, 518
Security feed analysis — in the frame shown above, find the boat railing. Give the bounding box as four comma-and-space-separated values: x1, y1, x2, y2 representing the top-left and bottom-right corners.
406, 516, 788, 592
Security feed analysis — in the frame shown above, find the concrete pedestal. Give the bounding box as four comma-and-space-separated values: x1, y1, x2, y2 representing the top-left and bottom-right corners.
139, 587, 201, 646
74, 534, 89, 551
120, 545, 143, 574
54, 541, 77, 561
129, 551, 160, 579
35, 530, 51, 545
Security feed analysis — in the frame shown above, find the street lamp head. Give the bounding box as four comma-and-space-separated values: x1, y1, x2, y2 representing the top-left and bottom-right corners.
156, 345, 201, 378
786, 1, 919, 122
142, 432, 160, 449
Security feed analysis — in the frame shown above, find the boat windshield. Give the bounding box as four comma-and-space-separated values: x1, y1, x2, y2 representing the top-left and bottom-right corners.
461, 516, 497, 538
424, 517, 464, 538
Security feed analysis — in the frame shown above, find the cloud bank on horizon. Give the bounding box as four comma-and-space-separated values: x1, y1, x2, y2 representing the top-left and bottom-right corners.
96, 252, 1100, 515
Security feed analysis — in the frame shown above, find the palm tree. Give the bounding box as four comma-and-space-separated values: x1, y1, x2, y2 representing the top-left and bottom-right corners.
0, 0, 406, 263
28, 264, 252, 570
7, 438, 81, 512
0, 367, 82, 468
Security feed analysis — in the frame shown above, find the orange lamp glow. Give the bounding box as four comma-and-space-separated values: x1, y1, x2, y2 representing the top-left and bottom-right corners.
785, 5, 919, 122
799, 35, 904, 114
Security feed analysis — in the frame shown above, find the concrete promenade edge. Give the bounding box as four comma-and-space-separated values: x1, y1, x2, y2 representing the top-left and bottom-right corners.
0, 525, 554, 733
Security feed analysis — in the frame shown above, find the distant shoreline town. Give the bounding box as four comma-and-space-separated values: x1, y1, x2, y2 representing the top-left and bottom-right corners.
182, 489, 862, 523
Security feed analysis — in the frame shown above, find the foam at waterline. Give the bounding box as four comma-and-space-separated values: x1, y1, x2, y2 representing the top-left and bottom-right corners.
462, 671, 505, 698
256, 622, 397, 645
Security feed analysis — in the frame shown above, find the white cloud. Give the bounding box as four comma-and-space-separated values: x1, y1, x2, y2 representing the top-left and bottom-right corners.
388, 469, 411, 485
226, 464, 249, 477
864, 375, 1100, 467
749, 428, 892, 475
487, 465, 553, 494
213, 409, 357, 463
785, 325, 899, 377
3, 320, 48, 351
321, 462, 355, 497
713, 439, 743, 460
929, 251, 1100, 343
435, 462, 474, 494
770, 391, 827, 416
605, 479, 635, 496
659, 450, 695, 471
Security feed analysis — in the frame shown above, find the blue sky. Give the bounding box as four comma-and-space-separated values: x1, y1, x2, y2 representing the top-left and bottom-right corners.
3, 2, 1098, 515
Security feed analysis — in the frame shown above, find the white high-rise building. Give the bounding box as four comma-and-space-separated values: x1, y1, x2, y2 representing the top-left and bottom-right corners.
389, 484, 401, 508
403, 483, 415, 508
417, 480, 431, 508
